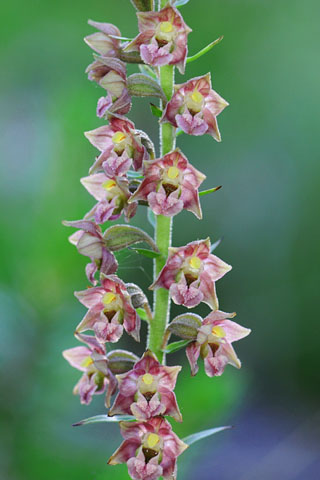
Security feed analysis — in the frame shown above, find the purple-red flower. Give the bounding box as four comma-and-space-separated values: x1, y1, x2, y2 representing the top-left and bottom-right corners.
81, 173, 137, 225
151, 238, 231, 309
62, 337, 117, 407
85, 20, 122, 58
186, 310, 251, 377
63, 219, 118, 285
108, 416, 188, 480
124, 5, 191, 74
109, 350, 182, 422
75, 274, 140, 343
85, 116, 149, 173
162, 73, 229, 140
129, 148, 205, 218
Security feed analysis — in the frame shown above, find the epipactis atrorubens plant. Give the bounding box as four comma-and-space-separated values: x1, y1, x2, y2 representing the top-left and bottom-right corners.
63, 0, 251, 479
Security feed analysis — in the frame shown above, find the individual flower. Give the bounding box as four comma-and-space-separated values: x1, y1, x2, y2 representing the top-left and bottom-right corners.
63, 219, 118, 285
85, 116, 151, 173
62, 337, 117, 407
109, 350, 182, 422
186, 310, 251, 377
81, 173, 137, 224
84, 20, 122, 58
129, 148, 205, 218
86, 56, 130, 112
161, 73, 229, 140
108, 417, 188, 480
124, 5, 191, 74
150, 238, 231, 309
75, 274, 140, 343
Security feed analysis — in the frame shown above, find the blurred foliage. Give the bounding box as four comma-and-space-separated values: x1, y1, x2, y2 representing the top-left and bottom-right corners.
0, 0, 319, 479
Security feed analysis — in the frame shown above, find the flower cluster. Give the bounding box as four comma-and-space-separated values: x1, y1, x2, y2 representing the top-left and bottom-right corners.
63, 2, 250, 480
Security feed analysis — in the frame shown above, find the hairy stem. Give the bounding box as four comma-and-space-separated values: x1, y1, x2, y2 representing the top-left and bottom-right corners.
148, 63, 175, 362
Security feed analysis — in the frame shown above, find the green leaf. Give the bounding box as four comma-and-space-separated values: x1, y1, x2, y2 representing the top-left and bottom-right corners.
131, 247, 163, 259
139, 64, 157, 80
186, 36, 224, 64
147, 208, 156, 228
72, 414, 135, 427
163, 339, 191, 354
136, 307, 149, 321
109, 35, 133, 41
130, 0, 154, 11
176, 128, 184, 137
183, 426, 231, 446
199, 186, 222, 196
210, 238, 222, 252
127, 74, 167, 103
173, 0, 190, 7
103, 225, 159, 252
127, 170, 144, 179
150, 103, 163, 118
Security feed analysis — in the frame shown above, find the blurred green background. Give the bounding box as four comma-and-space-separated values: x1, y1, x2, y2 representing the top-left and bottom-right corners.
1, 0, 319, 479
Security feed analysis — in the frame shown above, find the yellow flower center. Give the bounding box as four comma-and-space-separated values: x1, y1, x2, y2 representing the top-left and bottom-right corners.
167, 166, 179, 180
211, 326, 226, 338
147, 433, 160, 449
112, 131, 126, 144
103, 179, 117, 190
160, 21, 173, 33
189, 256, 202, 269
142, 373, 154, 385
191, 90, 204, 104
102, 292, 117, 305
81, 356, 94, 368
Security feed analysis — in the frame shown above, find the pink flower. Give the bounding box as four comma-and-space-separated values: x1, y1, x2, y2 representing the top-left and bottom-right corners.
75, 275, 140, 343
151, 238, 231, 309
161, 73, 229, 140
81, 173, 137, 225
186, 310, 251, 377
129, 148, 205, 218
86, 56, 127, 98
109, 350, 182, 422
108, 417, 188, 480
124, 5, 191, 74
62, 338, 117, 407
85, 116, 150, 173
63, 219, 118, 285
84, 20, 122, 58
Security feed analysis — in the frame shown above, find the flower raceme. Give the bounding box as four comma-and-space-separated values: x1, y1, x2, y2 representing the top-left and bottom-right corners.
129, 148, 205, 218
109, 350, 182, 422
162, 73, 229, 140
186, 310, 251, 377
124, 5, 191, 74
151, 238, 232, 309
108, 416, 188, 480
75, 274, 140, 343
63, 3, 250, 480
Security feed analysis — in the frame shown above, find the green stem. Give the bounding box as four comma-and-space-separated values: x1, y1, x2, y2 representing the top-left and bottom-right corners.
148, 63, 175, 362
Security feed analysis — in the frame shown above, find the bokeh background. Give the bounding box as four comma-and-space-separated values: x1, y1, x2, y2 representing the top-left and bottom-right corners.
1, 0, 319, 479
